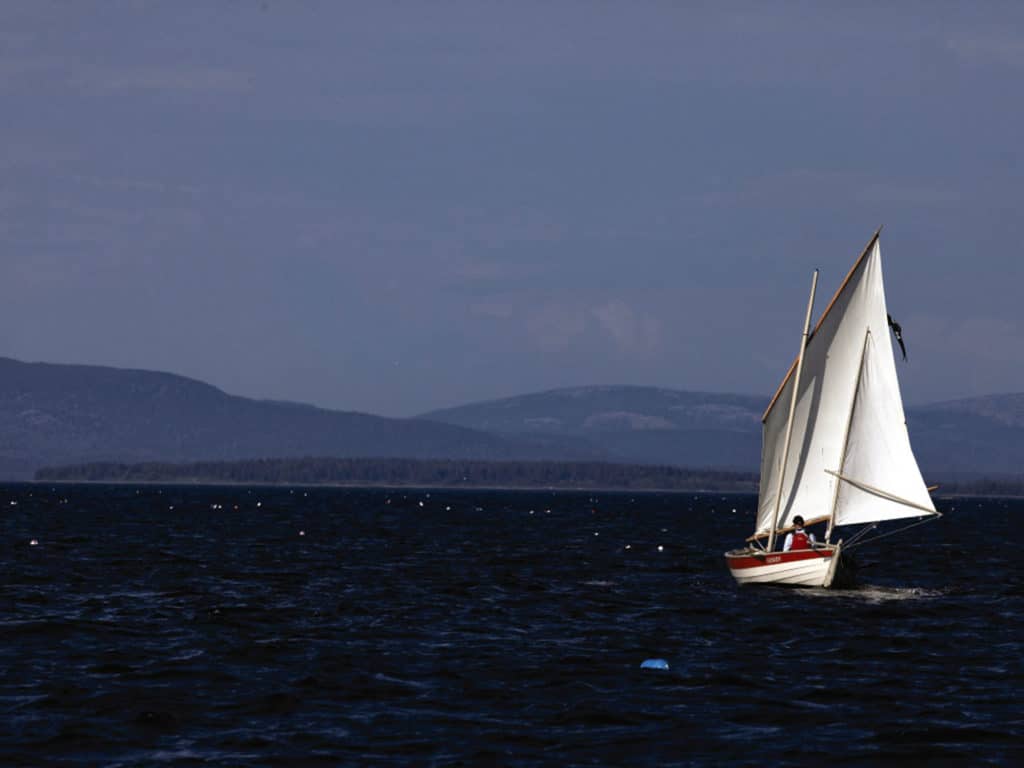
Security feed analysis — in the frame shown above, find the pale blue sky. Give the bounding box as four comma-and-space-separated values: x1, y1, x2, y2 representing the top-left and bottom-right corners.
2, 2, 1022, 415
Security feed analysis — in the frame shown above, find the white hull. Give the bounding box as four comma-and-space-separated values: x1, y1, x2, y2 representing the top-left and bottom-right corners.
725, 543, 846, 588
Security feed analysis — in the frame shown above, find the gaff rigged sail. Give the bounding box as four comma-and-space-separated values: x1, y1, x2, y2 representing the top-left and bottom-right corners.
755, 235, 936, 538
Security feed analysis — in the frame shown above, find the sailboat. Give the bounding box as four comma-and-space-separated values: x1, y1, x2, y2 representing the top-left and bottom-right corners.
725, 230, 940, 587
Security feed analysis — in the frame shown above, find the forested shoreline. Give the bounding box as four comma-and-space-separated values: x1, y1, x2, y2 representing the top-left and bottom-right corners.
35, 457, 759, 491
33, 457, 1024, 496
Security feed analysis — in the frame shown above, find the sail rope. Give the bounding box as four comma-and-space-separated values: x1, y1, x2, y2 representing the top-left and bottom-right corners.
843, 523, 878, 548
843, 512, 943, 551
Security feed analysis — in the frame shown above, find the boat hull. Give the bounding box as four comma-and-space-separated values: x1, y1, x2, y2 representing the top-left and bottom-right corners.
725, 543, 850, 588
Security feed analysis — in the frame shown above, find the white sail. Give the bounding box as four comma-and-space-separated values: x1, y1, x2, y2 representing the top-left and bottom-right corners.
831, 331, 936, 525
755, 236, 935, 537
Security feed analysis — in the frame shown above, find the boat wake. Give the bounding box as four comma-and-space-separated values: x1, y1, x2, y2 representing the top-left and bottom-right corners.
804, 584, 946, 602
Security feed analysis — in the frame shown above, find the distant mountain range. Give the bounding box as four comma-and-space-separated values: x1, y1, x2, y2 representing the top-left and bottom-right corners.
420, 387, 1024, 480
0, 357, 597, 480
420, 387, 764, 470
2, 356, 1022, 482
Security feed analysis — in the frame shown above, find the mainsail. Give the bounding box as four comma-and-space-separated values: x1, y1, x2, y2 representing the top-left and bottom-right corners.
754, 234, 936, 538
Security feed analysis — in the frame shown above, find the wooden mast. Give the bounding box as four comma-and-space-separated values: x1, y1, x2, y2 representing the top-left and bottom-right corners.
767, 269, 818, 553
825, 329, 872, 543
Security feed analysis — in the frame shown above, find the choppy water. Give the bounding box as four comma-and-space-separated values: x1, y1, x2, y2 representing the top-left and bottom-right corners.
1, 484, 1020, 766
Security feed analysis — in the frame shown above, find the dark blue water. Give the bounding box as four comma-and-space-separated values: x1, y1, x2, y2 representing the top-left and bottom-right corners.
1, 484, 1020, 766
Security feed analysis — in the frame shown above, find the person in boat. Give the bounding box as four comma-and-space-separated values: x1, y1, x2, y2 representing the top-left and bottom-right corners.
782, 515, 816, 551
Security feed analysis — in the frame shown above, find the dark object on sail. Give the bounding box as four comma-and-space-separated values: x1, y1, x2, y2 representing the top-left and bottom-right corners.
888, 314, 907, 361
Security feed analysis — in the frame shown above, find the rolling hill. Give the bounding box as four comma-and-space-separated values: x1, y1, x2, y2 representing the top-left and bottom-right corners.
0, 357, 599, 480
4, 356, 1022, 482
420, 386, 764, 470
420, 386, 1024, 479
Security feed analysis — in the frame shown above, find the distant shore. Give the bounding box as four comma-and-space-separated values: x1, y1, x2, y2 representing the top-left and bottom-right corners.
34, 457, 759, 492
25, 479, 763, 495
30, 457, 1024, 497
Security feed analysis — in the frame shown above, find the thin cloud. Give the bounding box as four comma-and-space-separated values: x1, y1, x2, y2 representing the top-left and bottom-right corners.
946, 31, 1024, 71
525, 303, 589, 352
592, 299, 662, 356
76, 65, 251, 94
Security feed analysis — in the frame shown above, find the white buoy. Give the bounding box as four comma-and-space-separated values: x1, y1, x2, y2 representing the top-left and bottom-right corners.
657, 545, 664, 552
299, 530, 305, 536
29, 539, 38, 546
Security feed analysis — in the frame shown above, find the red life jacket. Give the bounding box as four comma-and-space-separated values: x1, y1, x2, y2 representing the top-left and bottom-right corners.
790, 531, 810, 550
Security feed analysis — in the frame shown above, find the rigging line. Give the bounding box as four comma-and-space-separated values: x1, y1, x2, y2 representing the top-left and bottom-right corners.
844, 523, 878, 547
843, 513, 943, 551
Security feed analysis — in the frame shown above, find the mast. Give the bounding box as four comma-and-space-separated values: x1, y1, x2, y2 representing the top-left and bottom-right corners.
767, 269, 818, 552
825, 329, 871, 543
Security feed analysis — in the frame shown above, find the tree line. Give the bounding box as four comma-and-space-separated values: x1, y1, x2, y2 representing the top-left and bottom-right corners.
35, 457, 760, 491
33, 458, 1024, 495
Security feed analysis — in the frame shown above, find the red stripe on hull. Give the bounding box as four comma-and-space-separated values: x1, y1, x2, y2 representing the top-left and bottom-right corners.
726, 549, 834, 571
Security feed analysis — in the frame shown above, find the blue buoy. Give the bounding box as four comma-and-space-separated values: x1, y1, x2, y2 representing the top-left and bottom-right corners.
640, 658, 669, 670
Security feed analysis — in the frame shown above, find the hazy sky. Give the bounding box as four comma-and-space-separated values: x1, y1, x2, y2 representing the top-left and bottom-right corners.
2, 2, 1022, 416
